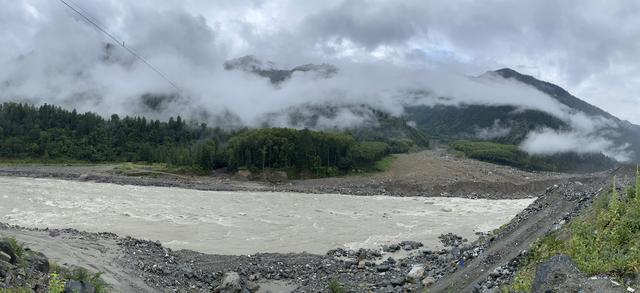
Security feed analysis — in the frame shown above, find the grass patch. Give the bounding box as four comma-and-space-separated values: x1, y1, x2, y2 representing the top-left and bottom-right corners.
112, 162, 217, 176
328, 279, 346, 293
503, 172, 640, 291
373, 155, 396, 172
344, 154, 397, 176
112, 162, 169, 173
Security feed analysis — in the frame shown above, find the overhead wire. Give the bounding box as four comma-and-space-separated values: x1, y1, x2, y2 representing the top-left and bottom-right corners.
57, 0, 182, 92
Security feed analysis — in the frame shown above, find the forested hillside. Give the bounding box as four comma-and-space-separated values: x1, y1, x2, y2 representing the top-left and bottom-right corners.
404, 105, 566, 144
0, 103, 412, 176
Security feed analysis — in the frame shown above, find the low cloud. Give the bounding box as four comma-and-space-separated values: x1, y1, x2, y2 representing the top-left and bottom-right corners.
0, 0, 635, 161
520, 128, 632, 162
474, 120, 511, 140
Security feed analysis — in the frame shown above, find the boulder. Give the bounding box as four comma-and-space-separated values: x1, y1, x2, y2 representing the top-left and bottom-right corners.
391, 277, 405, 286
400, 241, 424, 251
383, 244, 401, 252
376, 264, 391, 272
406, 265, 425, 282
422, 276, 436, 286
25, 251, 50, 273
214, 271, 242, 293
533, 255, 621, 293
64, 280, 96, 293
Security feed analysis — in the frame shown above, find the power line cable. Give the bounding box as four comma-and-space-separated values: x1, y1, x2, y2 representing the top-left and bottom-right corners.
57, 0, 181, 92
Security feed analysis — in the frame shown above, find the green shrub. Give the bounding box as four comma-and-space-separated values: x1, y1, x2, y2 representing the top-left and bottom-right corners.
6, 237, 24, 259
48, 272, 66, 293
388, 139, 414, 153
63, 268, 110, 293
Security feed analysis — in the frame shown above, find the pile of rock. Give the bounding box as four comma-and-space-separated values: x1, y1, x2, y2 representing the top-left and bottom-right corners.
0, 238, 50, 291
1, 237, 103, 293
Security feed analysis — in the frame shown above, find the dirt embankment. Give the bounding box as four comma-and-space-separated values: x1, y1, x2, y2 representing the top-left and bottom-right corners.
430, 167, 630, 292
0, 149, 584, 199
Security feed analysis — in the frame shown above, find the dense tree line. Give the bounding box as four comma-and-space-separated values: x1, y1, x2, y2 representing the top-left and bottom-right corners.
0, 103, 410, 175
0, 103, 231, 170
226, 128, 400, 175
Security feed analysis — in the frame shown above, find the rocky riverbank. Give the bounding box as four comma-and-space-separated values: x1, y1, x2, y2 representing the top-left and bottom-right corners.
2, 168, 606, 292
1, 222, 495, 292
0, 155, 628, 292
0, 149, 589, 200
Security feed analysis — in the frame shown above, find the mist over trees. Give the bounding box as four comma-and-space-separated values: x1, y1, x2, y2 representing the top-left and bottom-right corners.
0, 103, 406, 175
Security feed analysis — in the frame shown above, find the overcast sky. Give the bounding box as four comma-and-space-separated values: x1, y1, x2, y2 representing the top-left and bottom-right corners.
1, 0, 639, 123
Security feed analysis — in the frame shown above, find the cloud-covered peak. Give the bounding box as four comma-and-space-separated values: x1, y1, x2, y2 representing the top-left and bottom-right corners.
223, 55, 338, 84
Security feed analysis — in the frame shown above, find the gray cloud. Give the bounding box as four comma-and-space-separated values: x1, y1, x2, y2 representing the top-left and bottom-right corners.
0, 0, 637, 160
302, 0, 422, 49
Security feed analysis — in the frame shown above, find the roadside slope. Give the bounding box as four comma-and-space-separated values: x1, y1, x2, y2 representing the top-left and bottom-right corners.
429, 169, 617, 292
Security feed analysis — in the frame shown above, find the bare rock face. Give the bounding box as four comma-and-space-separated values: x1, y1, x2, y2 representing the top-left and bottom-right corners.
223, 55, 338, 84
224, 55, 275, 72
291, 63, 338, 79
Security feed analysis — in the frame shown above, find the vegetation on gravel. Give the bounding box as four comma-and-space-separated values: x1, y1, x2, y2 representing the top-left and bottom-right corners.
373, 155, 396, 172
328, 279, 346, 293
451, 140, 544, 170
504, 171, 640, 291
62, 267, 110, 293
451, 140, 616, 172
47, 272, 65, 293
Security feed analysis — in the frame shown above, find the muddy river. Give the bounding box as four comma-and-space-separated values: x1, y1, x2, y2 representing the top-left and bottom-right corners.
0, 176, 535, 255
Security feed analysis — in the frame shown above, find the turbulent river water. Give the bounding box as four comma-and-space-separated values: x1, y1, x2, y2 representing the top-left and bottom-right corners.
0, 176, 535, 255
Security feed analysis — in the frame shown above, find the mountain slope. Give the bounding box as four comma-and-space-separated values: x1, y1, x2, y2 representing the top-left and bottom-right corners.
492, 68, 618, 120
123, 54, 640, 164
403, 68, 640, 162
492, 68, 640, 161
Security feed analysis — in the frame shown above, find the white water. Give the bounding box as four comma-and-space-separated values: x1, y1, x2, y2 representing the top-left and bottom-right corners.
0, 176, 535, 255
